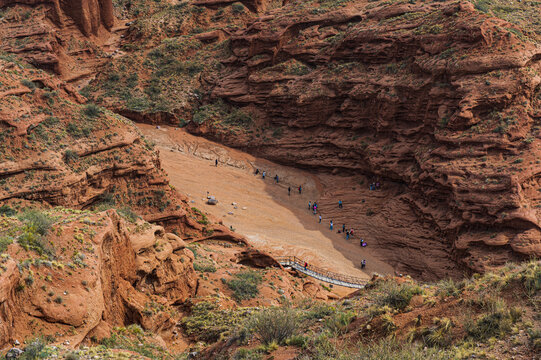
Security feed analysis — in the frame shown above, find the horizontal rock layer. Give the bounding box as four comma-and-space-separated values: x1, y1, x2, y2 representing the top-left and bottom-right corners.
191, 0, 541, 279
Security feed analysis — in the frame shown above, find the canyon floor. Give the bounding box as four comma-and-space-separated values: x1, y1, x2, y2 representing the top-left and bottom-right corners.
139, 124, 394, 287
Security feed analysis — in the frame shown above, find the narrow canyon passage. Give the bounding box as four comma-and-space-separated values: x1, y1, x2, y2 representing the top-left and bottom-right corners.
139, 124, 394, 281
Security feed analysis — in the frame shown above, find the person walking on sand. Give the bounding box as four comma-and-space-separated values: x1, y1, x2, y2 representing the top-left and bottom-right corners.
346, 230, 350, 240
215, 159, 218, 167
330, 220, 333, 230
361, 259, 366, 269
318, 215, 322, 223
298, 185, 302, 194
308, 201, 311, 210
342, 223, 346, 232
255, 169, 259, 175
338, 200, 343, 208
262, 171, 266, 179
288, 186, 291, 196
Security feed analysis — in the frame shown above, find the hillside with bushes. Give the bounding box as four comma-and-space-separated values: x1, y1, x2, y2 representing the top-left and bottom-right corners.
1, 0, 541, 358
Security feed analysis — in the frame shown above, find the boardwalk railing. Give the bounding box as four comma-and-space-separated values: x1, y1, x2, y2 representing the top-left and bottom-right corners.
275, 256, 367, 289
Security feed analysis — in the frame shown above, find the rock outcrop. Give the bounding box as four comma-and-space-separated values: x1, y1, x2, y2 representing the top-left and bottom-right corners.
189, 0, 541, 278
0, 0, 116, 77
0, 210, 197, 348
193, 0, 274, 13
0, 0, 114, 35
0, 56, 188, 229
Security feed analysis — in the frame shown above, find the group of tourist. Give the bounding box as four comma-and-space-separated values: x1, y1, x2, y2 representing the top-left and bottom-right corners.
368, 181, 381, 191
250, 164, 369, 271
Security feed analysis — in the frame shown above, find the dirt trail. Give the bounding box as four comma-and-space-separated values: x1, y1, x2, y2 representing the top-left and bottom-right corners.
139, 124, 394, 282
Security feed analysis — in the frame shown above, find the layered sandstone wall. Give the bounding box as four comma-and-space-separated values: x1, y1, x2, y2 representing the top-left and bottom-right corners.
189, 0, 541, 278
0, 0, 114, 35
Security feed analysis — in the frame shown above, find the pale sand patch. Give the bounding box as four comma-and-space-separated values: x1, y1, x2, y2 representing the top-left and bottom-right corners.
139, 124, 394, 284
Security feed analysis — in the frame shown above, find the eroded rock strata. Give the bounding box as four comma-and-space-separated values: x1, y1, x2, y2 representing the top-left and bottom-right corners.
189, 0, 541, 278
0, 0, 116, 77
0, 210, 196, 348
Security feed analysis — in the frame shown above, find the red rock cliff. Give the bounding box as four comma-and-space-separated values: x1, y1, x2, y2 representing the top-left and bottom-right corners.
0, 0, 114, 35
192, 0, 541, 278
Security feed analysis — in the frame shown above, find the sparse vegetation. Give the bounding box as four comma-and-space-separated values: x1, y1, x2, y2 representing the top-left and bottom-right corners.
182, 301, 252, 342
82, 103, 102, 118
247, 307, 299, 345
376, 281, 423, 310
16, 210, 55, 257
227, 271, 263, 301
465, 298, 518, 340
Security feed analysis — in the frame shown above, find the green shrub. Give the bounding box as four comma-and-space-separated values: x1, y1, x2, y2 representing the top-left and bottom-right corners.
17, 211, 55, 257
83, 103, 102, 118
197, 213, 209, 225
474, 0, 490, 13
65, 352, 80, 360
0, 236, 13, 253
233, 348, 264, 360
100, 328, 169, 358
193, 258, 217, 273
63, 150, 79, 163
380, 313, 397, 335
117, 207, 139, 223
302, 302, 336, 320
17, 229, 54, 257
376, 282, 423, 310
19, 210, 53, 236
285, 334, 308, 348
227, 271, 263, 301
408, 317, 454, 347
354, 337, 452, 359
193, 103, 224, 125
435, 278, 461, 298
20, 337, 47, 360
21, 79, 36, 90
301, 331, 340, 358
182, 301, 251, 343
324, 310, 355, 335
519, 260, 541, 294
527, 328, 541, 351
465, 299, 516, 340
231, 3, 245, 14
225, 109, 252, 127
0, 204, 16, 216
247, 307, 298, 345
66, 123, 91, 138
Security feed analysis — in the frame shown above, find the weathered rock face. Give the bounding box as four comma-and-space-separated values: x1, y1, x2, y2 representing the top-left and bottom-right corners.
0, 0, 116, 77
193, 0, 275, 13
0, 57, 188, 229
190, 0, 541, 279
0, 210, 197, 348
0, 0, 114, 35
